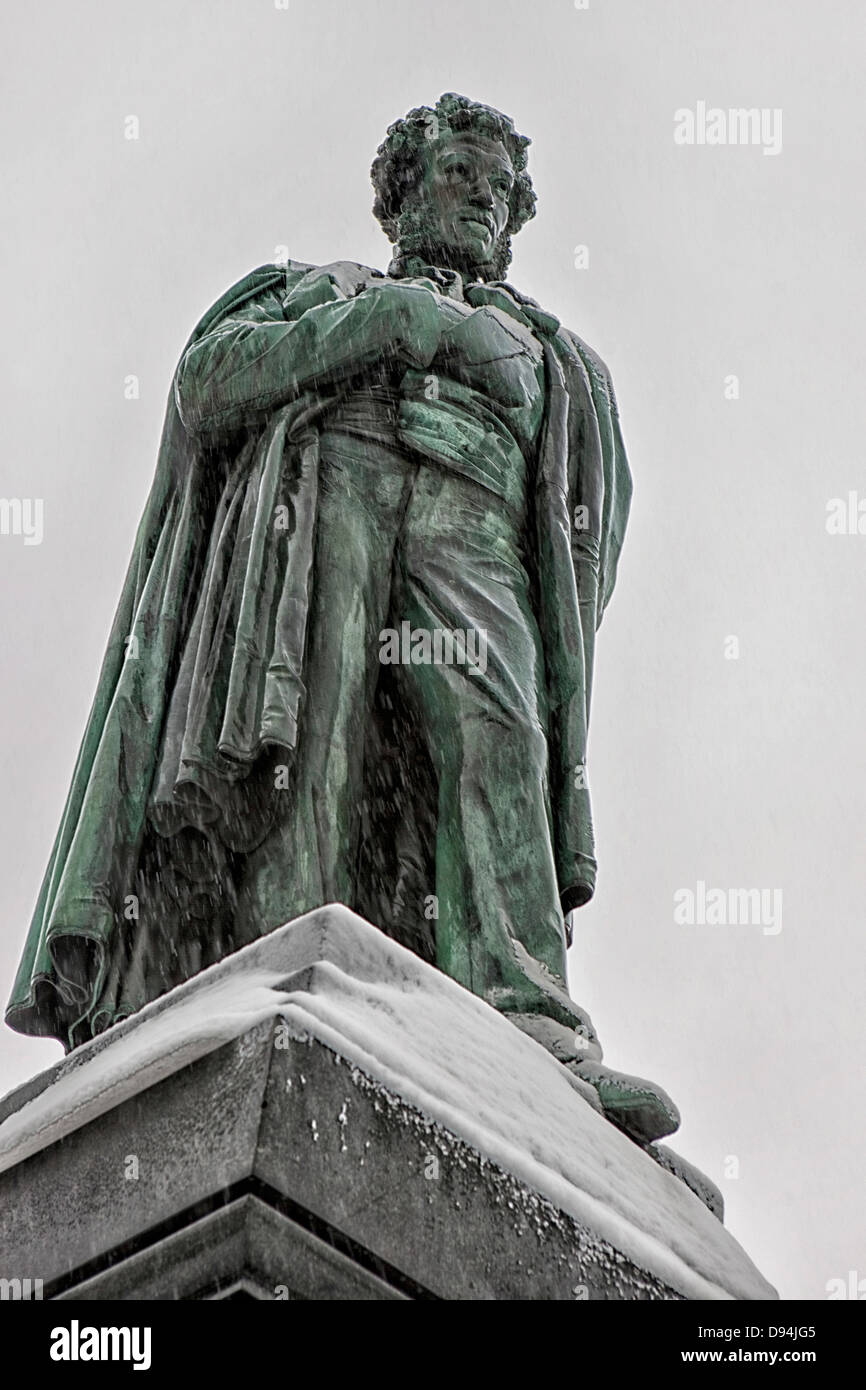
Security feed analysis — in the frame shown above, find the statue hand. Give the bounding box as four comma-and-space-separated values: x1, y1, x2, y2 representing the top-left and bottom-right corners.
282, 262, 384, 320
312, 261, 384, 298
363, 280, 444, 369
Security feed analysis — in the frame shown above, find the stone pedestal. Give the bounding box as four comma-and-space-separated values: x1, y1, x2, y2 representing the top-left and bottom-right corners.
0, 906, 776, 1300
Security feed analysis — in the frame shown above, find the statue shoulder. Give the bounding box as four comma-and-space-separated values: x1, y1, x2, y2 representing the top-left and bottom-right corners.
201, 258, 318, 320
200, 259, 391, 330
181, 260, 311, 349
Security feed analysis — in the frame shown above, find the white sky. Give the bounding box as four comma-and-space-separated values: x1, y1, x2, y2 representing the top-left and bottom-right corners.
1, 0, 864, 1301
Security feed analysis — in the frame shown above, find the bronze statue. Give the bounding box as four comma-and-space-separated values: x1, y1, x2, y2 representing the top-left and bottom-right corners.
6, 94, 678, 1146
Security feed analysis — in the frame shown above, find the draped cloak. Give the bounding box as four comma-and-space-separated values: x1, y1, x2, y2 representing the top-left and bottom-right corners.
5, 259, 632, 1050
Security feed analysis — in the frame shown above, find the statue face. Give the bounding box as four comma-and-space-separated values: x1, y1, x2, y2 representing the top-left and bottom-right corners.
416, 132, 515, 271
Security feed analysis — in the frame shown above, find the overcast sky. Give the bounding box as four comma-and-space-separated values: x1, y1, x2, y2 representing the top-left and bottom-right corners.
1, 0, 864, 1301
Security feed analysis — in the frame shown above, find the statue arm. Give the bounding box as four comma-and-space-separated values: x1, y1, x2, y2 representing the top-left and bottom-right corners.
175, 280, 443, 435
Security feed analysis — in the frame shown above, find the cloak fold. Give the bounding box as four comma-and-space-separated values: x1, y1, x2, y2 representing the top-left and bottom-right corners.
5, 260, 631, 1049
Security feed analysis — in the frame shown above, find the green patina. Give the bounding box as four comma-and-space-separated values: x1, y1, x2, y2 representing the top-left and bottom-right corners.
6, 94, 676, 1145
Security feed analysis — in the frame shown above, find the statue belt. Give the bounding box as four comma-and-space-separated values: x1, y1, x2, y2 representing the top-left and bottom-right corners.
321, 383, 530, 517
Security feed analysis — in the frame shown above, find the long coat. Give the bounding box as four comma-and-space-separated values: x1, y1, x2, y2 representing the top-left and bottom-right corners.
5, 260, 632, 1049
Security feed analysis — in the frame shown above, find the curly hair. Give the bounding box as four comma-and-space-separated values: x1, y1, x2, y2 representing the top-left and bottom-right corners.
371, 92, 537, 280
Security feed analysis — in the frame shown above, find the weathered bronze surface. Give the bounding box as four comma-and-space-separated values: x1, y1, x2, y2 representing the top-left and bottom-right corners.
6, 94, 674, 1140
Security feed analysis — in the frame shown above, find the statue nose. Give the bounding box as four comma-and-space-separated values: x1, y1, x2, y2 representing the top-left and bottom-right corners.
468, 179, 495, 207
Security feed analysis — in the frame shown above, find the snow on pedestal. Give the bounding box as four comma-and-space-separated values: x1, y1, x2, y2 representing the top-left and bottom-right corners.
0, 905, 776, 1301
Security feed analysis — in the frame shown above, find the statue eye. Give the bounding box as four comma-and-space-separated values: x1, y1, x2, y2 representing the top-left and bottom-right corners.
447, 161, 468, 178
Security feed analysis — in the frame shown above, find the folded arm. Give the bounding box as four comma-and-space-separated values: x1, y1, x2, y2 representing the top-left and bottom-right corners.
175, 278, 444, 436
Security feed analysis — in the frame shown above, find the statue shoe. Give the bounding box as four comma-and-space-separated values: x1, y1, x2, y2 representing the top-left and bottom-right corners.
568, 1061, 681, 1145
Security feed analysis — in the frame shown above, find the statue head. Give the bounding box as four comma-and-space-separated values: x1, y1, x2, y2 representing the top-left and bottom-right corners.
371, 92, 537, 281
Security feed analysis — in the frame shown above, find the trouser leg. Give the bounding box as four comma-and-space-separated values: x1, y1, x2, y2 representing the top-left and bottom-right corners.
393, 465, 587, 1031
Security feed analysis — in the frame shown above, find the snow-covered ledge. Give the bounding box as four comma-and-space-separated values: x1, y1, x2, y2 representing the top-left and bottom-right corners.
0, 905, 776, 1301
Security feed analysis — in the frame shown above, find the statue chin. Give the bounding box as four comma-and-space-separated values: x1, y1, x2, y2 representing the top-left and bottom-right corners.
394, 226, 491, 279
457, 238, 494, 268
423, 241, 494, 279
